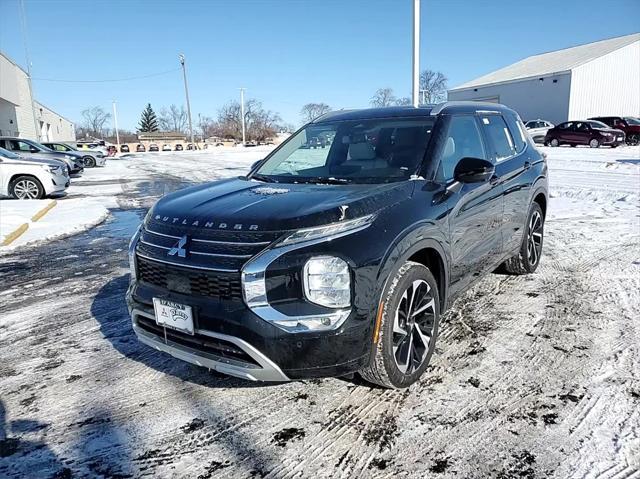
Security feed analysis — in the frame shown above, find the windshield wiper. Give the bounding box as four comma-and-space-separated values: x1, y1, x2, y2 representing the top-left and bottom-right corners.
301, 177, 352, 185
251, 174, 277, 183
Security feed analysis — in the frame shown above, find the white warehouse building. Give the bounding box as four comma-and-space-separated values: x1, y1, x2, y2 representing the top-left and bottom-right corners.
448, 33, 639, 125
0, 51, 75, 141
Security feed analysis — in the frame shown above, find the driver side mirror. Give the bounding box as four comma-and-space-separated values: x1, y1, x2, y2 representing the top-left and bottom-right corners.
30, 147, 39, 153
454, 157, 495, 183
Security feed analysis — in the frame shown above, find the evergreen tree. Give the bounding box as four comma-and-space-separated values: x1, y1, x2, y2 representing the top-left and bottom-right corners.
138, 104, 159, 132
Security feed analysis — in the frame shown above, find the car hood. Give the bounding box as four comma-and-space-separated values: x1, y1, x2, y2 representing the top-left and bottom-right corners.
594, 127, 624, 135
3, 156, 65, 167
149, 177, 415, 232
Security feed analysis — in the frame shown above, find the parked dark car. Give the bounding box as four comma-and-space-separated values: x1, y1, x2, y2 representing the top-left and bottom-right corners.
127, 102, 548, 389
175, 144, 183, 151
149, 144, 159, 152
136, 144, 146, 152
588, 116, 640, 146
186, 143, 196, 150
544, 121, 625, 148
121, 144, 130, 153
0, 137, 84, 175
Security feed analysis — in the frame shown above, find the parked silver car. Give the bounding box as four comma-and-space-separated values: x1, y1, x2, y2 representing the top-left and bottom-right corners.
42, 141, 106, 167
0, 137, 84, 175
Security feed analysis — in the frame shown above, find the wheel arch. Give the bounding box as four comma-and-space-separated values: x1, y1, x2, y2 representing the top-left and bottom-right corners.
377, 227, 450, 311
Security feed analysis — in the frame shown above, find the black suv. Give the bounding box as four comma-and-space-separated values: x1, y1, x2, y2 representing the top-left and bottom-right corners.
127, 102, 548, 388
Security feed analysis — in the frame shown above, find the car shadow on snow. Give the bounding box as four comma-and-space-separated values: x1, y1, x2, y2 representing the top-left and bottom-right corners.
616, 158, 640, 165
90, 275, 283, 390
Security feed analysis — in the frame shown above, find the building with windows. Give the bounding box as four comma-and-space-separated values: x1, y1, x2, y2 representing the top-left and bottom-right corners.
0, 51, 75, 141
447, 33, 639, 124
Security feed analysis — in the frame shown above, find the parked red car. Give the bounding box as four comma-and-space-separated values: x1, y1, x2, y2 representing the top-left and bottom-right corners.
544, 121, 625, 148
588, 116, 640, 146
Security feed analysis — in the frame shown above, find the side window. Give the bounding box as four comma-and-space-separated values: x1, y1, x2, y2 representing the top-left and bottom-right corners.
575, 122, 589, 131
504, 114, 527, 154
436, 115, 486, 181
481, 115, 516, 161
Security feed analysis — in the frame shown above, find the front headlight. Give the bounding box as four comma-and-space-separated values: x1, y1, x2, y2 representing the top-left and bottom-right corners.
42, 165, 61, 174
303, 256, 351, 308
278, 214, 376, 246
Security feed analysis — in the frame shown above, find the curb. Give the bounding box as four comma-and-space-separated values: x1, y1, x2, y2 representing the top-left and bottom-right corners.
31, 200, 57, 222
1, 223, 29, 246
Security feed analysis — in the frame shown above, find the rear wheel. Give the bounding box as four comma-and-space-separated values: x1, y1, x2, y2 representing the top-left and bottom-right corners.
360, 262, 440, 389
10, 175, 45, 199
550, 138, 560, 147
503, 203, 544, 274
589, 138, 600, 148
83, 156, 96, 167
627, 134, 639, 146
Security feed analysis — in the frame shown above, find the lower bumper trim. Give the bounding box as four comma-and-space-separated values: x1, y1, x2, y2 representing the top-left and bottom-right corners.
131, 308, 290, 382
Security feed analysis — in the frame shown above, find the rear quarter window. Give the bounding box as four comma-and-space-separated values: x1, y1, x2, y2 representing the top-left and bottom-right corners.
480, 115, 516, 161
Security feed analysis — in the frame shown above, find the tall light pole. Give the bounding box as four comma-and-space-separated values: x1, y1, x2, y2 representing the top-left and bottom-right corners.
19, 0, 40, 140
412, 0, 421, 108
179, 54, 194, 144
112, 99, 120, 148
239, 87, 246, 145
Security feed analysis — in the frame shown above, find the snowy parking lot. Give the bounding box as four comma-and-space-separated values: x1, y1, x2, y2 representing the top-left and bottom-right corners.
0, 145, 639, 478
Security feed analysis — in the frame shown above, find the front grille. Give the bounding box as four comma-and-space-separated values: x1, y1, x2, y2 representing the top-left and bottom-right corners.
136, 315, 259, 366
137, 256, 242, 300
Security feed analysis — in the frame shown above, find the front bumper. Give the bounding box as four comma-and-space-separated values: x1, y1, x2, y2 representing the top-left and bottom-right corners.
96, 156, 107, 166
601, 135, 625, 146
127, 285, 371, 381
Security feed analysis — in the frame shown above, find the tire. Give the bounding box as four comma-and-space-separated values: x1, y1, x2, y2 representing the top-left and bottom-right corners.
502, 203, 544, 274
360, 261, 440, 389
550, 138, 560, 147
83, 156, 96, 168
570, 144, 577, 147
10, 175, 45, 199
589, 138, 600, 148
627, 134, 639, 146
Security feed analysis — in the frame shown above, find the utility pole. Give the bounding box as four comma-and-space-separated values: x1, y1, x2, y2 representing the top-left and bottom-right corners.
112, 100, 120, 148
239, 87, 246, 145
412, 0, 420, 108
179, 54, 194, 144
19, 0, 40, 140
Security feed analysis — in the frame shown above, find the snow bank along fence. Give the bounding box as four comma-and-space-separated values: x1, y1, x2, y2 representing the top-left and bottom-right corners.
1, 200, 58, 246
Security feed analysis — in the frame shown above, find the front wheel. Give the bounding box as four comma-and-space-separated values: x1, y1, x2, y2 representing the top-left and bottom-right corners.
589, 138, 600, 148
627, 134, 639, 146
502, 203, 544, 274
10, 175, 45, 199
360, 262, 440, 389
549, 138, 560, 147
83, 156, 96, 167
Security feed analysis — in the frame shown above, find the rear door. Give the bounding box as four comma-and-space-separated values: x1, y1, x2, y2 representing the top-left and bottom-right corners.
486, 113, 532, 255
437, 114, 504, 296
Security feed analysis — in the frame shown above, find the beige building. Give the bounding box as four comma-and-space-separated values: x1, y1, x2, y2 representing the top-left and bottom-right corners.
0, 51, 75, 141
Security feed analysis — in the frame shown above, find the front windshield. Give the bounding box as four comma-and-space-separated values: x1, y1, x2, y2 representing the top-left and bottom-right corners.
587, 120, 609, 129
0, 146, 20, 159
624, 117, 640, 125
253, 118, 435, 184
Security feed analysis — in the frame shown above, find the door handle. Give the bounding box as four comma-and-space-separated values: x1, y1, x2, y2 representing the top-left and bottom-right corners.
490, 175, 499, 185
524, 161, 531, 170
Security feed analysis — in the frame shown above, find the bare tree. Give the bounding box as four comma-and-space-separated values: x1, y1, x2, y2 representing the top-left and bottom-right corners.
395, 97, 412, 106
81, 106, 111, 137
158, 104, 188, 132
300, 103, 331, 123
420, 70, 448, 104
213, 99, 282, 141
197, 114, 215, 140
370, 88, 397, 107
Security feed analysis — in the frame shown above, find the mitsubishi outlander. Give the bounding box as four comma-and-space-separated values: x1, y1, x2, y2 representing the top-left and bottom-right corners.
127, 102, 548, 388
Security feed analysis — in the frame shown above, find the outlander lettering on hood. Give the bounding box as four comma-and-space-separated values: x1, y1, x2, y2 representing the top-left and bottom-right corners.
127, 102, 549, 389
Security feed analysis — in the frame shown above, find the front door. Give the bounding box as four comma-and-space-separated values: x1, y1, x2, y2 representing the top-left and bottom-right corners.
435, 114, 504, 297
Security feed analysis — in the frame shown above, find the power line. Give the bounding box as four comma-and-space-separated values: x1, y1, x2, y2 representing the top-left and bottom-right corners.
32, 68, 181, 83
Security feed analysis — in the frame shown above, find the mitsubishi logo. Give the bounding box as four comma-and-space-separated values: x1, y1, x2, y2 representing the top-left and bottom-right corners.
168, 235, 188, 258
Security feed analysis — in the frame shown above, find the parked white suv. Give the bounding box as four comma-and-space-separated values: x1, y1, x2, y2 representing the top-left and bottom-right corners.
0, 147, 69, 199
524, 120, 555, 144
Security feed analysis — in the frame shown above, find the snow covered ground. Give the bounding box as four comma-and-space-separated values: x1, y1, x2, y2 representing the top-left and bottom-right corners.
0, 144, 638, 478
